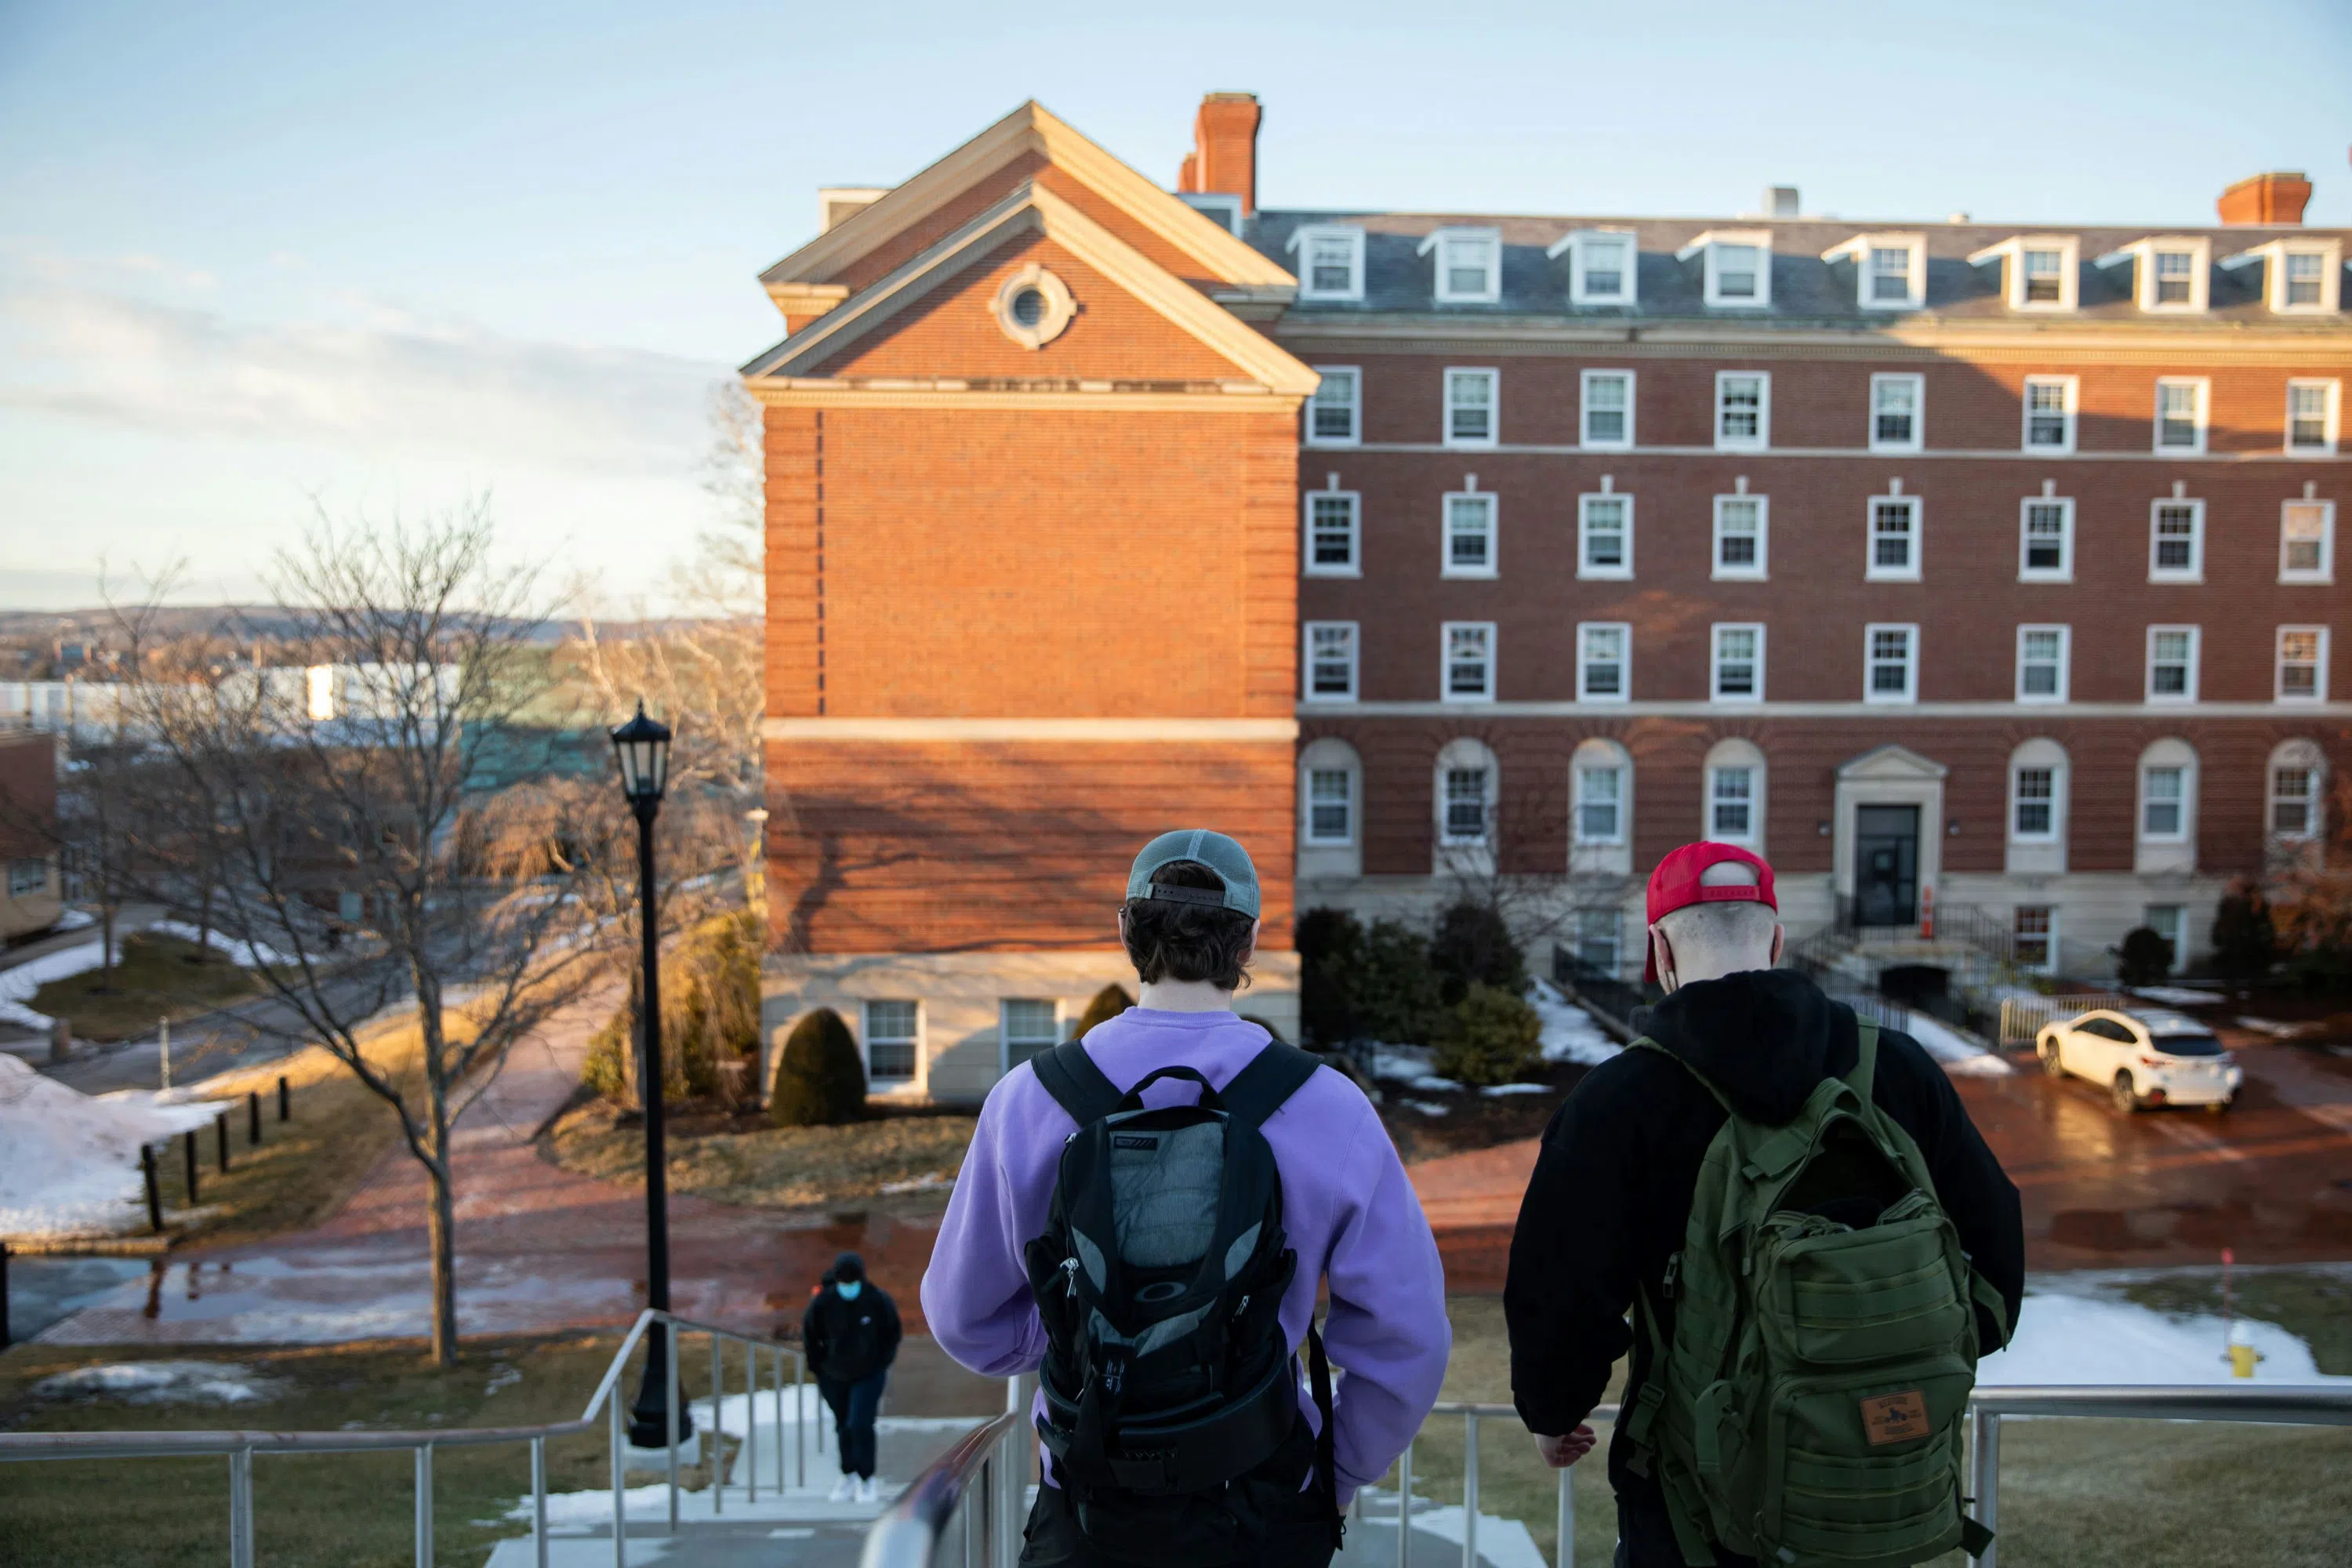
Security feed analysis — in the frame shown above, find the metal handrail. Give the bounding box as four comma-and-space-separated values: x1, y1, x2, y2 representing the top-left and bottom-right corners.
0, 1308, 809, 1568
859, 1388, 1028, 1568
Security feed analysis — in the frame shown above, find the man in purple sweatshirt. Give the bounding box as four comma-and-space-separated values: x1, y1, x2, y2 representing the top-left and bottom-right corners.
923, 829, 1450, 1568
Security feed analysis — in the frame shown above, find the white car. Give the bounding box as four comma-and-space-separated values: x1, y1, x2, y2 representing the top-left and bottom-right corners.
2035, 1007, 2241, 1113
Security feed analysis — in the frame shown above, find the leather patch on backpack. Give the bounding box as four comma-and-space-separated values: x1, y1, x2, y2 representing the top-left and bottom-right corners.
1860, 1390, 1930, 1446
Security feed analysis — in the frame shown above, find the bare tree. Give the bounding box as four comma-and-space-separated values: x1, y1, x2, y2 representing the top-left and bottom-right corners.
122, 503, 607, 1366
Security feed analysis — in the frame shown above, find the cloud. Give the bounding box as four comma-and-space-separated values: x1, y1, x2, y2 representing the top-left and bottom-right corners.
0, 278, 728, 477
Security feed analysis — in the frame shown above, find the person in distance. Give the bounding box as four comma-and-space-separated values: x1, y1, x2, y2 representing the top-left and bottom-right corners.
802, 1250, 902, 1505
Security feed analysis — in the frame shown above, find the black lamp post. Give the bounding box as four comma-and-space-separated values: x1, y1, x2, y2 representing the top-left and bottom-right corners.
610, 701, 690, 1450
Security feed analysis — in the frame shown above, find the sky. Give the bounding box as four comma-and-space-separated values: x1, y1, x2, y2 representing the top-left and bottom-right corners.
2, 0, 2347, 613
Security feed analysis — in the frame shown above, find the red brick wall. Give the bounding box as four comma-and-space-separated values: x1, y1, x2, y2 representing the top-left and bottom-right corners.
0, 732, 56, 858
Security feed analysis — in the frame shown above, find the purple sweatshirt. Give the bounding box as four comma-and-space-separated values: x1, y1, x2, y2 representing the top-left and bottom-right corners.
921, 1007, 1450, 1504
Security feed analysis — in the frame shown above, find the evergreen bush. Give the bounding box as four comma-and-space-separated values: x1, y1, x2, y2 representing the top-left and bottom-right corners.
2117, 926, 2174, 988
1295, 906, 1367, 1047
1434, 982, 1543, 1087
581, 911, 763, 1105
1347, 920, 1450, 1046
769, 1007, 866, 1127
1071, 983, 1134, 1040
2212, 882, 2278, 985
1429, 900, 1526, 1005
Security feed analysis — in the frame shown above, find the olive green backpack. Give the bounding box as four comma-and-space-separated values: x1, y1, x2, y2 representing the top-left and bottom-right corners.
1621, 1024, 2009, 1568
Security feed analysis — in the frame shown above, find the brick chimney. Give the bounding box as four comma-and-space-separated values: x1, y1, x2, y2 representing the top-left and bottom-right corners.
2217, 171, 2311, 226
1178, 92, 1261, 216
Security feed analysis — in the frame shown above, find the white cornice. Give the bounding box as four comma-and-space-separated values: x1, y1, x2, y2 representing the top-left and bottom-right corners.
1305, 440, 2347, 462
1300, 701, 2352, 720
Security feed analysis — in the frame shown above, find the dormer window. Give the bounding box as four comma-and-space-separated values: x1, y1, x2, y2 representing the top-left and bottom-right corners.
1823, 234, 1925, 310
1973, 236, 2080, 310
2096, 238, 2210, 313
1420, 227, 1501, 304
1679, 230, 1773, 307
2220, 238, 2343, 314
1551, 229, 1638, 306
1178, 192, 1243, 235
1288, 224, 1366, 303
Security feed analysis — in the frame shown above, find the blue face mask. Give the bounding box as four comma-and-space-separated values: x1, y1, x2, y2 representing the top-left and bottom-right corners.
836, 1280, 862, 1300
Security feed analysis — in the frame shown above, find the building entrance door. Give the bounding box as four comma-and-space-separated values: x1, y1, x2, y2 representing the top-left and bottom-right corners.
1853, 804, 1919, 927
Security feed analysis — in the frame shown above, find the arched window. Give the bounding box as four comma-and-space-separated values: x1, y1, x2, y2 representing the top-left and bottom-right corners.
1298, 738, 1363, 883
2135, 738, 2198, 877
1434, 737, 1499, 850
2267, 739, 2328, 844
1570, 737, 1635, 877
1701, 737, 1766, 851
2007, 738, 2068, 874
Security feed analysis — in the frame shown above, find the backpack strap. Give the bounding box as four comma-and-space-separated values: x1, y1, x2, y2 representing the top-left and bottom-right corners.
1305, 1317, 1344, 1548
1030, 1039, 1123, 1127
1217, 1040, 1324, 1131
1628, 1036, 1738, 1120
1845, 1019, 1881, 1102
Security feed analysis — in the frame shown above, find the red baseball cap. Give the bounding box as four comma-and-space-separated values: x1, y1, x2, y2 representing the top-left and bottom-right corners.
1643, 842, 1778, 982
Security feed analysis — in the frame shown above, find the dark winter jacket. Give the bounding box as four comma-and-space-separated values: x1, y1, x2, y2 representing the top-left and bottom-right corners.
802, 1279, 903, 1385
1503, 967, 2024, 1501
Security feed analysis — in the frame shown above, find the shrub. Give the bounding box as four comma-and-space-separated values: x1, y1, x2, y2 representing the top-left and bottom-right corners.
1429, 901, 1526, 1006
770, 1007, 866, 1127
2212, 881, 2278, 985
2117, 926, 2174, 988
1295, 906, 1367, 1047
1346, 920, 1450, 1046
1434, 982, 1543, 1087
582, 911, 763, 1106
1071, 983, 1134, 1040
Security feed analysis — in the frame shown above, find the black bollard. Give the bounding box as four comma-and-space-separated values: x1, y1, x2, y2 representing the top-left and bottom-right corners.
143, 1145, 162, 1232
216, 1112, 230, 1174
2, 1239, 11, 1348
248, 1091, 261, 1145
184, 1130, 199, 1204
278, 1075, 289, 1122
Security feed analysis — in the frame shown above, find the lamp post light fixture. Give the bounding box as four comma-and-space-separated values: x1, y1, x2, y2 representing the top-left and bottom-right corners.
609, 701, 688, 1450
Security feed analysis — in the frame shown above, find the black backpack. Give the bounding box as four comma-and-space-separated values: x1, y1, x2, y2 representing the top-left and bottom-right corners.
1023, 1037, 1341, 1563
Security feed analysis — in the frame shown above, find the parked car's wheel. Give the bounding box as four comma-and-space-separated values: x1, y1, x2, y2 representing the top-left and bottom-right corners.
2040, 1036, 2067, 1077
2111, 1073, 2141, 1114
2207, 1098, 2234, 1115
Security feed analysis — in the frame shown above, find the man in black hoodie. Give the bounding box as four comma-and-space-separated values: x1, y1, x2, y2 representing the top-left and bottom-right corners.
802, 1251, 902, 1504
1504, 844, 2024, 1567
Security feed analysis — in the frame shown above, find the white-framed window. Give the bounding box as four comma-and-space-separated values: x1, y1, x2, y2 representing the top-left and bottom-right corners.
1972, 236, 2078, 310
1824, 233, 1926, 310
1576, 622, 1630, 703
1437, 738, 1498, 847
7, 858, 45, 896
1703, 739, 1766, 850
1303, 621, 1359, 701
1443, 367, 1498, 448
1681, 230, 1773, 307
1580, 369, 1635, 448
1303, 489, 1359, 575
1443, 490, 1497, 578
2016, 624, 2070, 702
1864, 623, 1918, 704
1577, 492, 1633, 579
2154, 377, 2208, 455
1290, 224, 1367, 303
1001, 999, 1059, 1073
862, 999, 920, 1085
2285, 379, 2339, 456
2151, 247, 2198, 307
1869, 373, 1923, 452
1306, 367, 1360, 447
1304, 762, 1356, 845
1557, 229, 1638, 306
2226, 239, 2344, 314
2103, 237, 2212, 313
2012, 906, 2057, 974
2019, 495, 2074, 580
1867, 494, 1922, 581
1422, 227, 1502, 304
1711, 622, 1765, 702
1573, 757, 1627, 844
1180, 192, 1242, 234
2148, 498, 2205, 582
1712, 494, 1768, 579
1715, 371, 1770, 450
2011, 764, 2059, 843
1441, 621, 1495, 702
2269, 744, 2325, 840
2021, 375, 2078, 452
2281, 499, 2336, 583
2140, 761, 2189, 841
2278, 626, 2328, 702
2147, 625, 2199, 702
1572, 906, 1622, 975
2143, 904, 2183, 959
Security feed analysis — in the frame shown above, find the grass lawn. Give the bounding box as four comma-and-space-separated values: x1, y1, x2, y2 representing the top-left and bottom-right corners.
1403, 1297, 2352, 1568
31, 933, 263, 1043
0, 1331, 739, 1568
543, 1099, 975, 1209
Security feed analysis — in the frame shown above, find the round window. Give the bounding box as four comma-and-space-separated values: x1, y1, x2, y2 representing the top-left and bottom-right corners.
1010, 287, 1047, 328
992, 266, 1073, 348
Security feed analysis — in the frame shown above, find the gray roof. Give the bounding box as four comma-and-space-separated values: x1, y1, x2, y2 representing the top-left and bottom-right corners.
1247, 211, 2347, 325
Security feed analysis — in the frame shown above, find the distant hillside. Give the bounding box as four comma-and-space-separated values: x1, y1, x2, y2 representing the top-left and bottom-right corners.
0, 607, 740, 648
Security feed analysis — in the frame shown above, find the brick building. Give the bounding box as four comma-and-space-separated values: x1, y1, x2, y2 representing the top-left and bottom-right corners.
746, 96, 2347, 1102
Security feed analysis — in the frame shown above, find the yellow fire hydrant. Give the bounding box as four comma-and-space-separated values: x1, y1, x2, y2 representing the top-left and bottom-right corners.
2228, 1323, 2263, 1379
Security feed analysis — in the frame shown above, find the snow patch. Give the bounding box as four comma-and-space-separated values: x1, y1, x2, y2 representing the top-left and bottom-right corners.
1480, 1083, 1550, 1098
1530, 978, 1620, 1065
32, 1360, 286, 1405
0, 936, 118, 1029
1904, 1012, 2013, 1077
1353, 1489, 1548, 1568
1368, 1045, 1435, 1083
151, 921, 294, 968
0, 1054, 227, 1239
2130, 985, 2223, 1008
2234, 1016, 2303, 1038
1405, 1074, 1462, 1093
1982, 1286, 2352, 1387
880, 1172, 953, 1196
1403, 1100, 1451, 1118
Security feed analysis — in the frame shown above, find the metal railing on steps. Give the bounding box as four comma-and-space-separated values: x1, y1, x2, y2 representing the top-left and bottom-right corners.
0, 1307, 808, 1568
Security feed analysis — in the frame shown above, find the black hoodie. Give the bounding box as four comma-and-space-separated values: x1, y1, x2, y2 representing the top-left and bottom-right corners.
1503, 968, 2024, 1501
801, 1254, 903, 1385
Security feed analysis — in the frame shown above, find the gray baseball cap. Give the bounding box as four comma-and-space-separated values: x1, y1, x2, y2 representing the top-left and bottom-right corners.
1125, 829, 1260, 919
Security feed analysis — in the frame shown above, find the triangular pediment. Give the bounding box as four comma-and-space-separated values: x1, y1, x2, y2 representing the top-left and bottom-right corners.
1838, 743, 1948, 782
759, 100, 1294, 304
741, 180, 1319, 396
